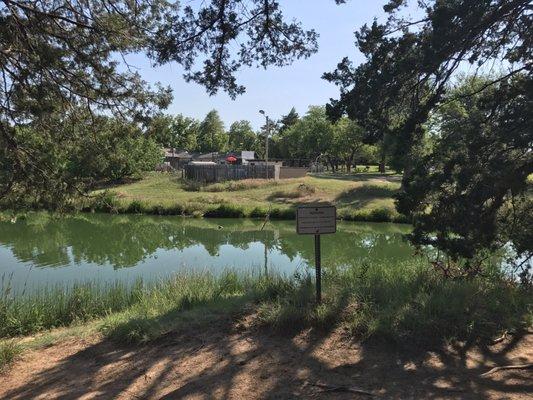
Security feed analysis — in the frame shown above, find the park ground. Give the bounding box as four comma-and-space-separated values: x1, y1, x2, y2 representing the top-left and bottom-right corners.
0, 311, 531, 399
88, 170, 408, 222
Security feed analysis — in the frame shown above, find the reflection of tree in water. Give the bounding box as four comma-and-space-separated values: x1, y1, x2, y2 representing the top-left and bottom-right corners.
276, 232, 413, 269
0, 214, 414, 270
0, 216, 72, 267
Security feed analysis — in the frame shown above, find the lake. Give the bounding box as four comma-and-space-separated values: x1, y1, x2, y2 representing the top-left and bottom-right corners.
0, 213, 414, 294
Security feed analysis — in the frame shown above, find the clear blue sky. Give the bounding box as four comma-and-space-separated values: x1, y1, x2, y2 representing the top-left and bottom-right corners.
125, 1, 419, 129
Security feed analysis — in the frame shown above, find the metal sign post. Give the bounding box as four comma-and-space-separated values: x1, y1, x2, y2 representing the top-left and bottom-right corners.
296, 204, 336, 303
314, 234, 321, 303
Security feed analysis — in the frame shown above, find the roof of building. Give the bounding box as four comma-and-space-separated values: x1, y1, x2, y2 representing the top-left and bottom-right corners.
164, 148, 192, 158
196, 152, 220, 159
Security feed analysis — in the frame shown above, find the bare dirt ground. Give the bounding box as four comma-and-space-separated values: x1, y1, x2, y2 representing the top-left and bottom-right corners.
1, 318, 531, 400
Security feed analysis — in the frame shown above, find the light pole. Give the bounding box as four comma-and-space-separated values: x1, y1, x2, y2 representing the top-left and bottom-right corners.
259, 110, 270, 179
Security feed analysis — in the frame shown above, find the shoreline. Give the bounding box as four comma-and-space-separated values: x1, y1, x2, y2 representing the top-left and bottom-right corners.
2, 260, 531, 372
2, 173, 412, 223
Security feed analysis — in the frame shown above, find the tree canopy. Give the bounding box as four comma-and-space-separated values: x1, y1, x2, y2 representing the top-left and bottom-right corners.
147, 114, 200, 151
325, 0, 532, 269
325, 0, 531, 169
0, 0, 318, 202
228, 120, 256, 151
197, 110, 227, 153
396, 75, 532, 277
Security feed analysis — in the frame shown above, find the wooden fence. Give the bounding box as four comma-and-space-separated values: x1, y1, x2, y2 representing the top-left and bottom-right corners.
279, 167, 309, 179
184, 164, 280, 183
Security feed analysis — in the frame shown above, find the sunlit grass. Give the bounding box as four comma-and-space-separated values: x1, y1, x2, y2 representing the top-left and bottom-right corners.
84, 172, 404, 222
0, 271, 292, 340
0, 341, 21, 371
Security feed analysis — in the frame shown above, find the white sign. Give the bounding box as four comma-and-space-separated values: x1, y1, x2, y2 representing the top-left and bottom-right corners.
296, 205, 336, 235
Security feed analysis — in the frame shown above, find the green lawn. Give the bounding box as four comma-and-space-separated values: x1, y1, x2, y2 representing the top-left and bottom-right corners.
89, 171, 407, 222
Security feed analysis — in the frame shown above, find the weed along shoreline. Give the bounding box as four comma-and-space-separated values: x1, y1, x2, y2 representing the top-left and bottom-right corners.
81, 172, 411, 223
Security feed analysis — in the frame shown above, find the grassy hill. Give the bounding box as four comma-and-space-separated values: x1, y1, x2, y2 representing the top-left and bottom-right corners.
87, 172, 407, 222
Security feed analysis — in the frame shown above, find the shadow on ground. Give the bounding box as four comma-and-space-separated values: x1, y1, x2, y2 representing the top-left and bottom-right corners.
1, 308, 531, 399
334, 184, 399, 209
311, 173, 402, 183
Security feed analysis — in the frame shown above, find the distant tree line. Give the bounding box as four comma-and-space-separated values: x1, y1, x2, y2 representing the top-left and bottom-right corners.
147, 106, 385, 171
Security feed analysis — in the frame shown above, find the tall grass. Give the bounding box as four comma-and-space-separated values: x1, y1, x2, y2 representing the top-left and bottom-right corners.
267, 183, 317, 200
256, 260, 532, 344
100, 271, 295, 343
0, 279, 146, 337
2, 261, 530, 349
0, 341, 21, 371
0, 271, 292, 340
202, 179, 280, 192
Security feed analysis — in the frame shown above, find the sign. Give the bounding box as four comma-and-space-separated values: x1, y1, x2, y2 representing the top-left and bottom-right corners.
296, 204, 337, 304
296, 205, 336, 235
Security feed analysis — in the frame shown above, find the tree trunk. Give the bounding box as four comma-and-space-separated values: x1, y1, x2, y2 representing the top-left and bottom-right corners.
379, 152, 386, 173
400, 162, 414, 191
348, 150, 356, 174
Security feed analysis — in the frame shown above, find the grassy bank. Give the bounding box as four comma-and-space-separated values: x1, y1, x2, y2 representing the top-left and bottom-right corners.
82, 172, 409, 223
0, 271, 285, 339
1, 260, 531, 370
0, 341, 21, 372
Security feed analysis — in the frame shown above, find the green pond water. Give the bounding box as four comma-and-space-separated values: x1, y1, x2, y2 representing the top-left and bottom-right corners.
0, 213, 414, 294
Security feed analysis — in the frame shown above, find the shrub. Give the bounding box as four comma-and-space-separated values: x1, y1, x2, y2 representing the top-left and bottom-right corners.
203, 204, 245, 218
368, 207, 392, 222
269, 208, 296, 219
88, 191, 119, 213
150, 204, 168, 215
125, 200, 148, 214
249, 207, 268, 218
181, 180, 203, 192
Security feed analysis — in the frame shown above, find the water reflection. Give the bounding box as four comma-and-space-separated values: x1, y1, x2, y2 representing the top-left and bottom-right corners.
0, 214, 413, 292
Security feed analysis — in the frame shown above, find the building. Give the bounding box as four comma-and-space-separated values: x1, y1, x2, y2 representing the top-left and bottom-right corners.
193, 151, 257, 165
163, 149, 192, 169
194, 152, 220, 162
239, 151, 256, 165
219, 151, 257, 165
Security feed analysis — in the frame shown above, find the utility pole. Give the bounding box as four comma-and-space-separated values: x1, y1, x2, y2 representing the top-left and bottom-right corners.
265, 115, 270, 180
259, 110, 270, 180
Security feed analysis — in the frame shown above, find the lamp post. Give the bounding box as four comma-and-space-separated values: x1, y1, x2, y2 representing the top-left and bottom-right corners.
259, 110, 270, 180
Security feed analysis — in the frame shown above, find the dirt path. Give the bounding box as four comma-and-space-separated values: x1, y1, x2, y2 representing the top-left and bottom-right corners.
1, 320, 531, 400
